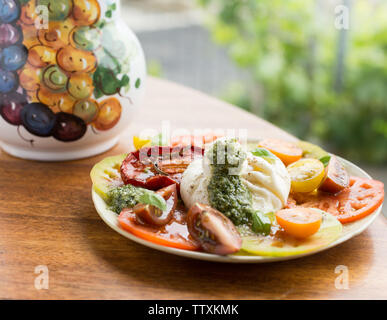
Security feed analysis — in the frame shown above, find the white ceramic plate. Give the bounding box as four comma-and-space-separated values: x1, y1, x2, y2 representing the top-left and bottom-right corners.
92, 155, 383, 263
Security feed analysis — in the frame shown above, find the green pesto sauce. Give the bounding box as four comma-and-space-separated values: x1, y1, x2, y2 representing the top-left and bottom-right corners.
107, 184, 143, 214
207, 139, 254, 226
208, 174, 253, 225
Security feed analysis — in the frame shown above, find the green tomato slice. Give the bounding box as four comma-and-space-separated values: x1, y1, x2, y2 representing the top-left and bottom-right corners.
297, 141, 329, 160
90, 154, 127, 202
237, 209, 342, 257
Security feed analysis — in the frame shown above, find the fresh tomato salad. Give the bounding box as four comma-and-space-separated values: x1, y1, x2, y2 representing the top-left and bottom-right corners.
90, 135, 384, 257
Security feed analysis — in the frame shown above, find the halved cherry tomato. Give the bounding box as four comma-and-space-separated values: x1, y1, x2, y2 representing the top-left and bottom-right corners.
187, 203, 242, 255
287, 177, 384, 224
134, 185, 177, 227
319, 156, 349, 194
171, 133, 222, 148
120, 145, 204, 192
259, 138, 302, 166
275, 208, 322, 239
119, 204, 199, 251
287, 158, 325, 193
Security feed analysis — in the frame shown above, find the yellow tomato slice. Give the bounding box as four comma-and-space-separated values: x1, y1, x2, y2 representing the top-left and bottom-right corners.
133, 136, 151, 150
287, 158, 325, 193
275, 208, 322, 239
90, 154, 127, 201
297, 141, 329, 159
238, 209, 342, 257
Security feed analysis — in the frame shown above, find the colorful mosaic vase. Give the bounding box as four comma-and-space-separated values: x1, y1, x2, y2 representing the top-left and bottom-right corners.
0, 0, 146, 160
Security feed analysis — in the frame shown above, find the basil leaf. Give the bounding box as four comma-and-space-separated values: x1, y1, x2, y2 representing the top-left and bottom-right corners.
251, 148, 277, 164
251, 211, 271, 235
265, 211, 276, 224
139, 191, 167, 211
251, 148, 275, 158
319, 155, 331, 167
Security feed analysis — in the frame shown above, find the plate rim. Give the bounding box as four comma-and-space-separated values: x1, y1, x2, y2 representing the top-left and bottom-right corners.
91, 153, 383, 263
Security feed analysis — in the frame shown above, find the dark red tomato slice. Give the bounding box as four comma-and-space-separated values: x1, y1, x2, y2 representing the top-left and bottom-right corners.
288, 176, 384, 224
120, 145, 204, 191
118, 204, 200, 251
319, 156, 349, 194
134, 185, 177, 227
187, 203, 242, 255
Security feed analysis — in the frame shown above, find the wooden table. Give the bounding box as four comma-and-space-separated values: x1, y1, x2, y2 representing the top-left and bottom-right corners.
0, 77, 386, 300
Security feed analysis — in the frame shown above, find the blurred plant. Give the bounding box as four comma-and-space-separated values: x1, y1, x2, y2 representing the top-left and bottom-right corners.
220, 82, 251, 111
199, 0, 387, 164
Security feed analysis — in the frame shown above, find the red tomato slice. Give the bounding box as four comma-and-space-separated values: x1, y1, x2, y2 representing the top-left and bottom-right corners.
286, 192, 340, 215
120, 145, 204, 191
171, 134, 222, 148
118, 207, 200, 251
334, 177, 384, 223
287, 177, 384, 223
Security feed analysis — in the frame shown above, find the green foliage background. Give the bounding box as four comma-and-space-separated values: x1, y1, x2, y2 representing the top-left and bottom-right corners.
199, 0, 387, 164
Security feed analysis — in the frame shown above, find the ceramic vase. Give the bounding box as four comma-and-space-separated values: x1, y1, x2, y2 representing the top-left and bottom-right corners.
0, 0, 146, 160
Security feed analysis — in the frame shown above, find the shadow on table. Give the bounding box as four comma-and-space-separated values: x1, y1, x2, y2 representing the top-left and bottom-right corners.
81, 206, 376, 299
